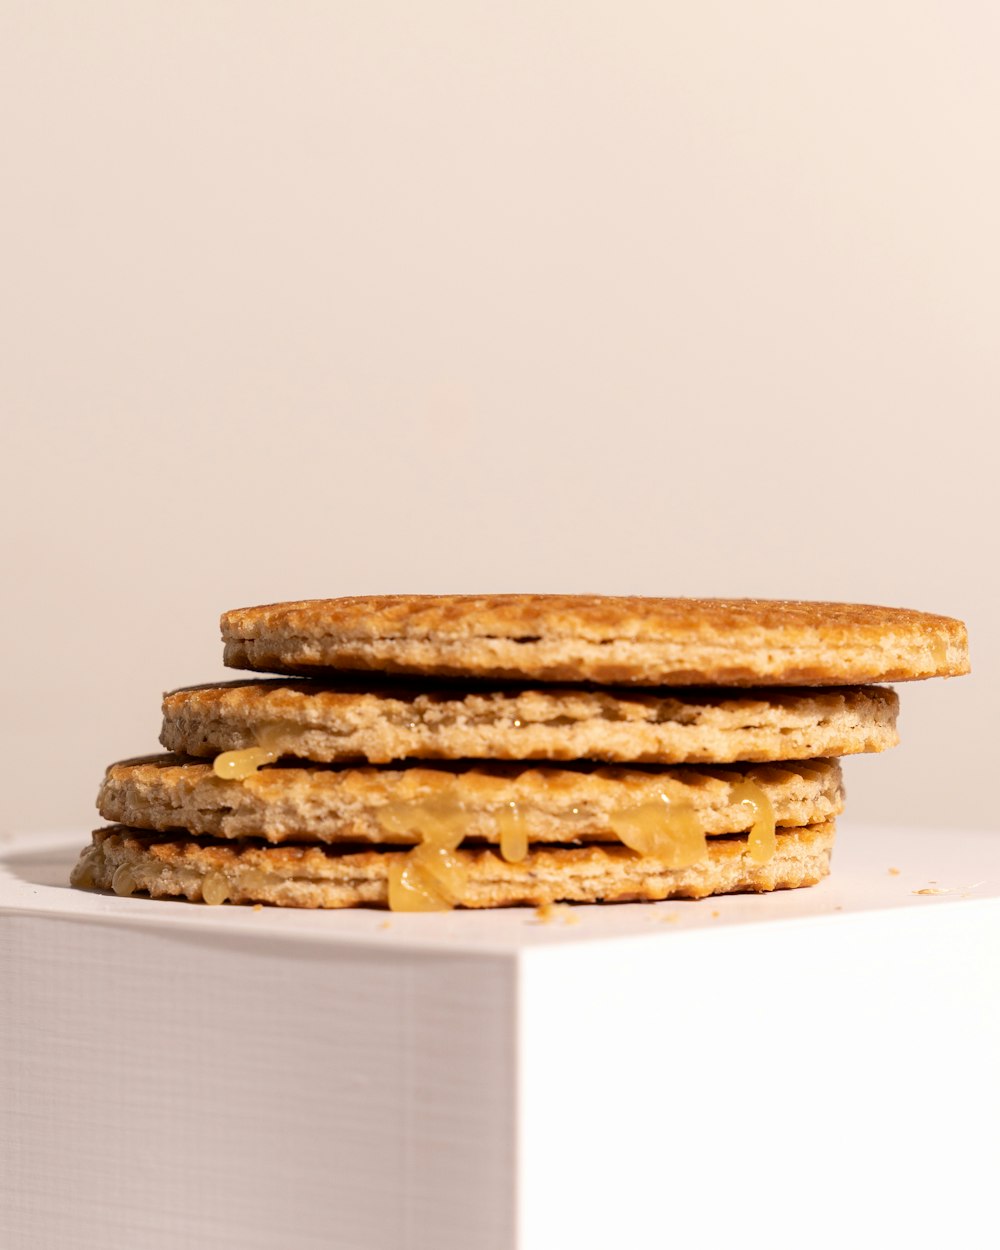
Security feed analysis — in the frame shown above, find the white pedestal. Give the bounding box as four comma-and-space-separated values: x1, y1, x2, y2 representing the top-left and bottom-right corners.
3, 825, 999, 1250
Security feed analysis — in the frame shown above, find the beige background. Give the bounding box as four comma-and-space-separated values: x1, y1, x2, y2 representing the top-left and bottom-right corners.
1, 3, 996, 834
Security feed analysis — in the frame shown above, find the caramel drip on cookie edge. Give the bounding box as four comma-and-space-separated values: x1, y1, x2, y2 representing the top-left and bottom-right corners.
496, 801, 528, 863
606, 797, 707, 868
379, 799, 469, 912
212, 725, 288, 780
728, 779, 777, 864
206, 741, 778, 906
379, 796, 533, 910
376, 791, 725, 912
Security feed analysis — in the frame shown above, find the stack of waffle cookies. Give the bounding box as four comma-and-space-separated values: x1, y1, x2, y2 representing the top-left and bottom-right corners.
71, 596, 969, 910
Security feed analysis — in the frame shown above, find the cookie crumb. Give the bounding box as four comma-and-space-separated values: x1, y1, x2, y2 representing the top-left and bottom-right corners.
378, 919, 392, 930
711, 910, 721, 919
659, 912, 680, 924
252, 903, 263, 912
914, 881, 982, 897
534, 902, 577, 925
888, 867, 901, 876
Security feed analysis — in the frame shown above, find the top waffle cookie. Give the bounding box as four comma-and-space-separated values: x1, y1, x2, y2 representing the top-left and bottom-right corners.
221, 595, 969, 686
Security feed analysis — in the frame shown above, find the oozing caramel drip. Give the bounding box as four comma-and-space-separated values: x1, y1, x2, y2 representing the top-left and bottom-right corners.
607, 796, 707, 868
387, 844, 469, 912
496, 801, 528, 863
379, 798, 469, 912
377, 793, 537, 912
201, 871, 229, 906
729, 778, 776, 864
376, 784, 725, 909
111, 864, 137, 896
213, 725, 287, 780
377, 798, 465, 849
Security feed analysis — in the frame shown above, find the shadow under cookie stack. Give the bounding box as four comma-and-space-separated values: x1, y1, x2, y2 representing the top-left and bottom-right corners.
71, 596, 969, 911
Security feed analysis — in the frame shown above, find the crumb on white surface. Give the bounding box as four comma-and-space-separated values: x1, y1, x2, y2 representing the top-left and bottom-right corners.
534, 902, 578, 925
912, 882, 983, 896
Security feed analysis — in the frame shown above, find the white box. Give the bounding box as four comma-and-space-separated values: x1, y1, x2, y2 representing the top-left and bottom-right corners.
3, 825, 998, 1250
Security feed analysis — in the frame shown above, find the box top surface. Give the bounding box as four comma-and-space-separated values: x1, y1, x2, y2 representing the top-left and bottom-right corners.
2, 825, 997, 955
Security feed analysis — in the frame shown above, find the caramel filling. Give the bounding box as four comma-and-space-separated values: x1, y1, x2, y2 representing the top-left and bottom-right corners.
728, 778, 776, 864
378, 795, 531, 911
213, 725, 287, 780
378, 798, 469, 912
607, 796, 706, 868
387, 844, 469, 912
496, 801, 528, 863
377, 789, 719, 910
201, 871, 229, 906
378, 796, 531, 909
111, 864, 137, 897
377, 798, 467, 846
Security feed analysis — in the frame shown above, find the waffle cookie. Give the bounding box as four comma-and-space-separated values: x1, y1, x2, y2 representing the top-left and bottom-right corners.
160, 680, 898, 765
73, 822, 837, 909
221, 595, 969, 686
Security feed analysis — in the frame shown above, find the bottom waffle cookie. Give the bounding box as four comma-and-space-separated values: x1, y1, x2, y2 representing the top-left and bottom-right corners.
71, 822, 835, 910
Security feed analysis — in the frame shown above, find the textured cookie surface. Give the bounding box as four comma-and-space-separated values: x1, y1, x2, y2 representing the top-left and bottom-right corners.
72, 822, 836, 908
99, 755, 843, 843
160, 680, 898, 765
221, 596, 969, 686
